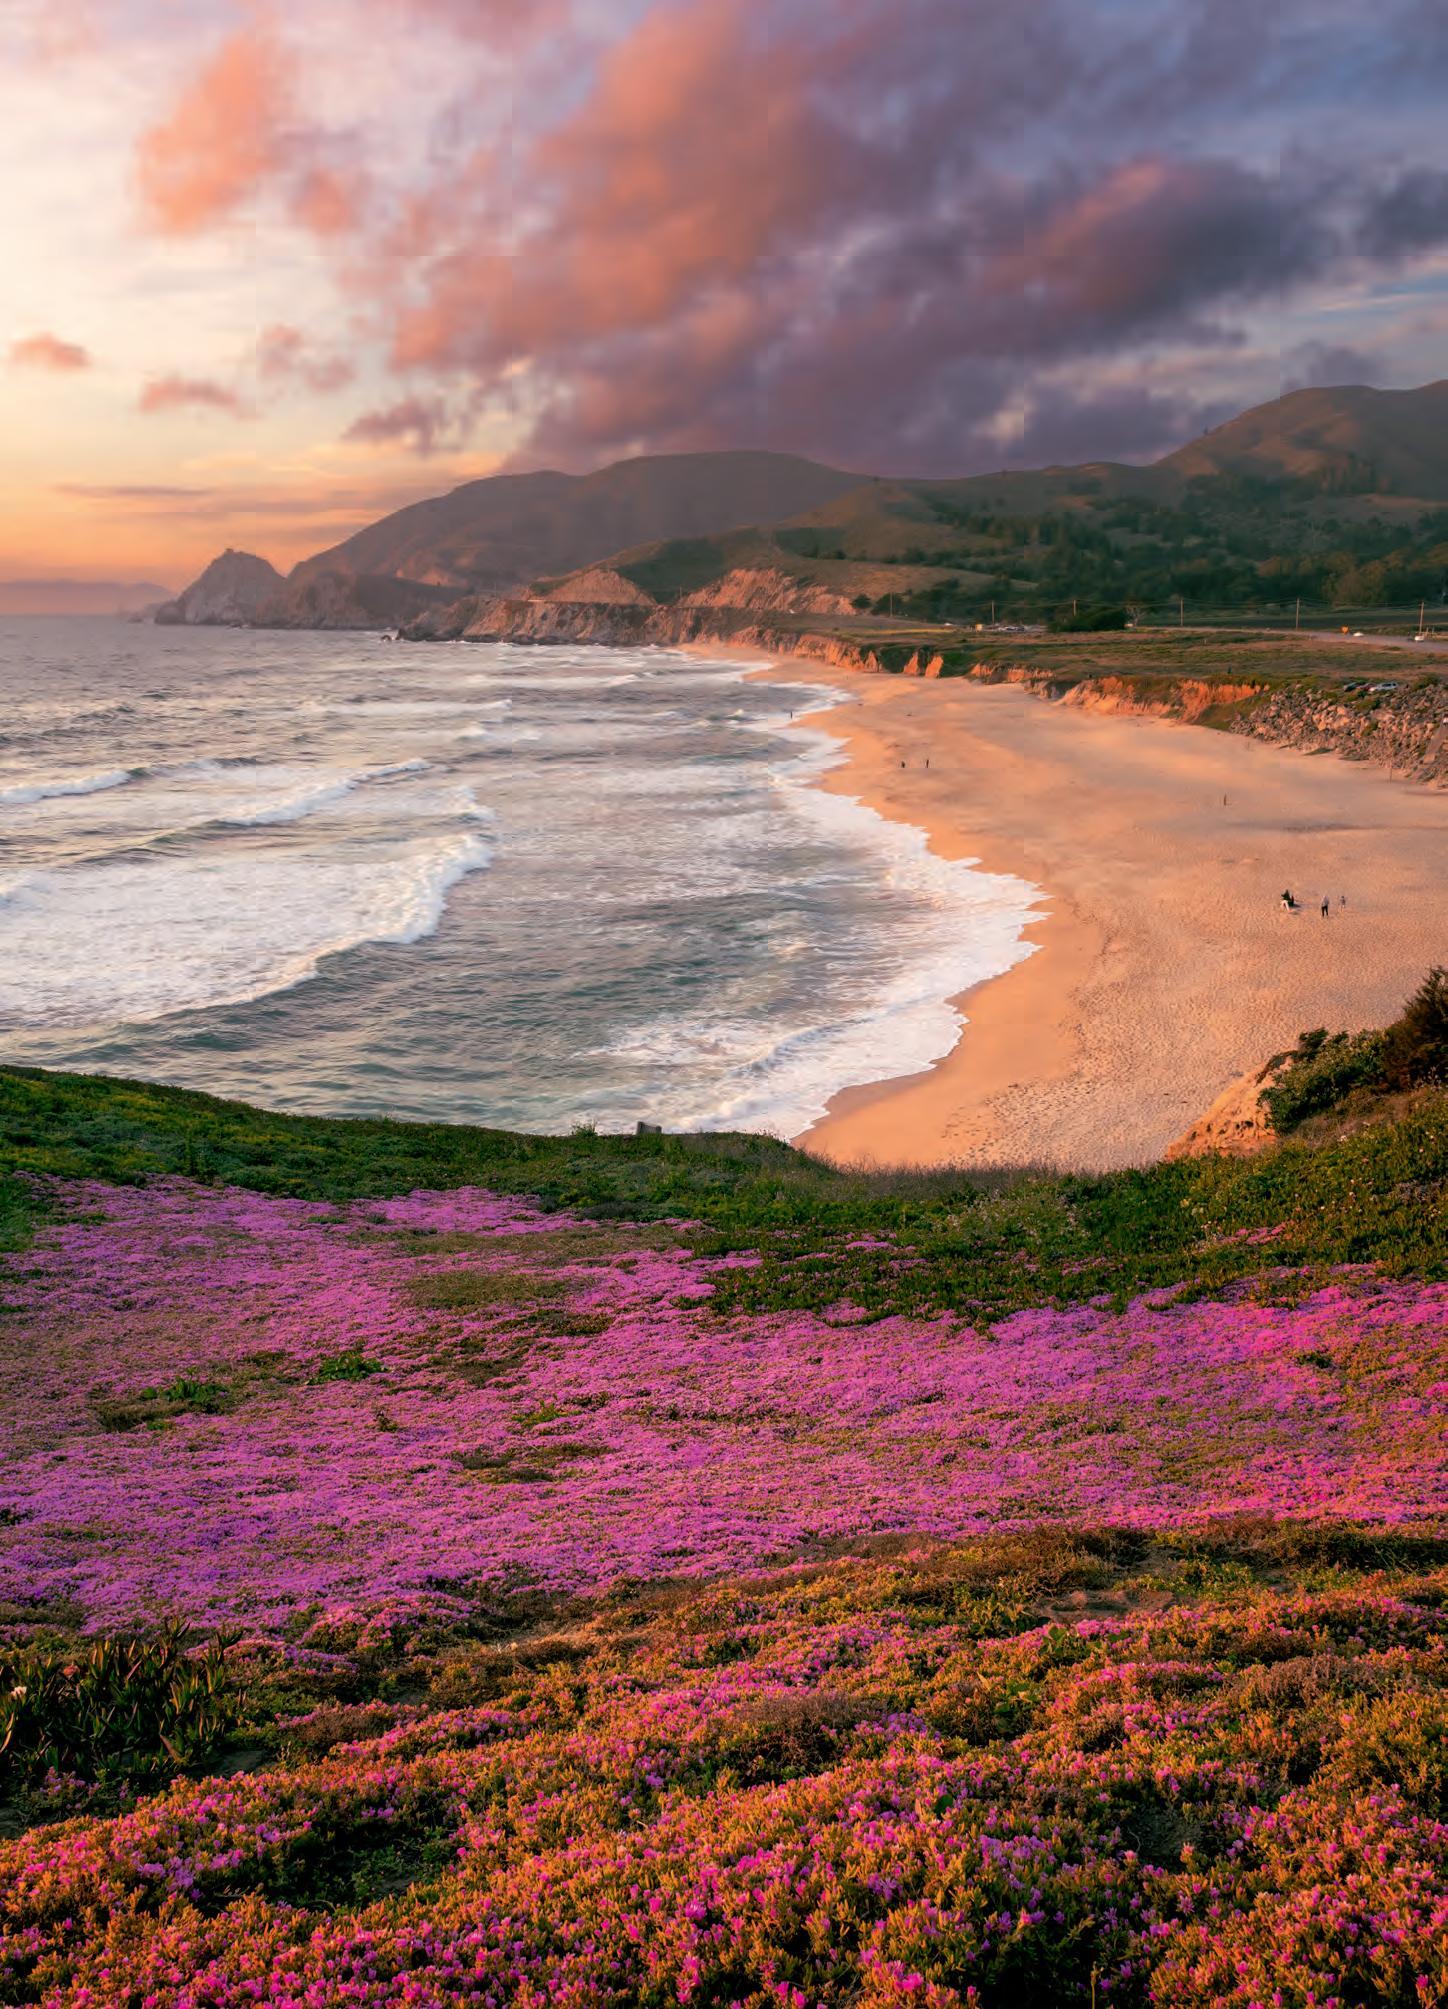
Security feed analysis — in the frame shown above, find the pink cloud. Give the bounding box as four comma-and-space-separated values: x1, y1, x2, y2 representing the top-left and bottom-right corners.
136, 25, 294, 234
389, 0, 886, 375
365, 0, 569, 41
2, 0, 100, 63
256, 324, 355, 393
344, 396, 450, 452
134, 20, 374, 244
137, 375, 249, 417
9, 332, 91, 371
290, 164, 368, 238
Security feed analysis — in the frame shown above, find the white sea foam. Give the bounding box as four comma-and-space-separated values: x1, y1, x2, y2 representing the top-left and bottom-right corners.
599, 710, 1044, 1139
471, 670, 642, 691
214, 759, 433, 826
0, 761, 447, 859
0, 767, 133, 807
0, 828, 493, 1030
456, 702, 514, 740
217, 772, 380, 827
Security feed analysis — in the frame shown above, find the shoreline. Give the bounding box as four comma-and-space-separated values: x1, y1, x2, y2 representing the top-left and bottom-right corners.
703, 645, 1448, 1171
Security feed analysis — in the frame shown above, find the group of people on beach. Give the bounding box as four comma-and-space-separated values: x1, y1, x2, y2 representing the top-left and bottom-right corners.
1281, 889, 1345, 918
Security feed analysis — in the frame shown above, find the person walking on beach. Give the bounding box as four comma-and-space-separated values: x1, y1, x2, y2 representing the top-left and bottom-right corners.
1321, 897, 1331, 919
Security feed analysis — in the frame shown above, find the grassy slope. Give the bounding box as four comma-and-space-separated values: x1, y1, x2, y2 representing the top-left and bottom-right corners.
4, 1062, 1448, 1322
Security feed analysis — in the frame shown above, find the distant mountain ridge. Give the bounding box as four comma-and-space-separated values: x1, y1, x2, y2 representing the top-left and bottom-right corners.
1, 578, 174, 617
289, 450, 865, 595
160, 381, 1448, 632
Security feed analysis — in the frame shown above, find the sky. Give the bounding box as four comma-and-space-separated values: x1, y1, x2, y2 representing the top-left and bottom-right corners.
2, 0, 1447, 585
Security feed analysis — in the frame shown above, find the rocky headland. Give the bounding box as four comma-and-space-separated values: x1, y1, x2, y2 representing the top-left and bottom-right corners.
153, 549, 286, 626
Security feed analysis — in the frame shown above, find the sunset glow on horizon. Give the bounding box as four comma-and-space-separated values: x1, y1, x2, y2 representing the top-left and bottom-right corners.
3, 0, 1447, 584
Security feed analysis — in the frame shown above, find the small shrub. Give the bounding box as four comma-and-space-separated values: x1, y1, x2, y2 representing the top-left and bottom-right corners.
1049, 603, 1131, 632
260, 1807, 460, 1910
312, 1348, 381, 1384
541, 1311, 612, 1338
1382, 966, 1448, 1090
1264, 1027, 1387, 1132
515, 1401, 566, 1430
93, 1376, 233, 1432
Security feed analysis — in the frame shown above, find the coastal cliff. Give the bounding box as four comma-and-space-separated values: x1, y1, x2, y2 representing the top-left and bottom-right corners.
403, 587, 951, 677
1223, 678, 1448, 782
961, 659, 1448, 784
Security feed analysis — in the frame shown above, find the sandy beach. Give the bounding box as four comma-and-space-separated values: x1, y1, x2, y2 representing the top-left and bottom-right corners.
751, 659, 1448, 1171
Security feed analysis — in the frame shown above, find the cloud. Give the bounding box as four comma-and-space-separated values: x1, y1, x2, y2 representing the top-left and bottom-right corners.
499, 146, 1345, 472
55, 478, 444, 522
343, 395, 451, 452
125, 0, 1448, 475
134, 21, 367, 240
256, 324, 356, 393
388, 0, 984, 377
9, 332, 91, 371
1281, 340, 1377, 393
964, 158, 1333, 351
1, 0, 100, 63
137, 375, 249, 417
136, 25, 293, 233
368, 0, 570, 38
1009, 384, 1240, 468
1357, 169, 1448, 259
289, 164, 368, 239
368, 0, 1413, 470
56, 482, 211, 500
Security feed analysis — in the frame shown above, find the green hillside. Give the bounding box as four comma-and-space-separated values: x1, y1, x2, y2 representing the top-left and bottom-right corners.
561, 469, 1448, 629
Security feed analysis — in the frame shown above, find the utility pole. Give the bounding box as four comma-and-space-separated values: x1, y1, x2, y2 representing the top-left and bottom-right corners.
1295, 597, 1301, 632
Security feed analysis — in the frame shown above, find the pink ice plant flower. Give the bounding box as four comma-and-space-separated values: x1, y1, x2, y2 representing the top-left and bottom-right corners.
0, 1176, 1444, 1636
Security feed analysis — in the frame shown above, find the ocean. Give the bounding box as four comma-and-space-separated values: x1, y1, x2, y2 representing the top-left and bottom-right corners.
0, 618, 1040, 1139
